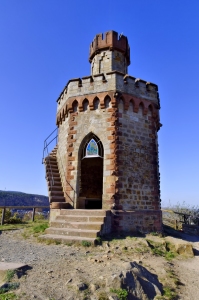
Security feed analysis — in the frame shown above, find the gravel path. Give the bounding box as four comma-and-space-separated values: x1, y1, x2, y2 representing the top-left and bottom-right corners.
1, 229, 199, 300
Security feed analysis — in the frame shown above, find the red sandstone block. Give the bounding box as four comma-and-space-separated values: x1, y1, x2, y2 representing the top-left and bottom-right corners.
106, 154, 116, 159
68, 166, 75, 170
107, 127, 115, 131
65, 186, 73, 191
106, 165, 115, 170
109, 144, 116, 149
67, 139, 76, 143
107, 108, 115, 112
106, 187, 115, 193
68, 157, 75, 161
107, 136, 115, 140
69, 130, 77, 134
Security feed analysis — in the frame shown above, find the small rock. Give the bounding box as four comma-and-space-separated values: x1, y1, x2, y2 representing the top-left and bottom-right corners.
66, 278, 72, 284
76, 283, 88, 291
90, 283, 99, 292
46, 270, 53, 274
104, 242, 110, 248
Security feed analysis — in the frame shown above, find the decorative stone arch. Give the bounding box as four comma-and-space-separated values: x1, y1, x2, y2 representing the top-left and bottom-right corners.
128, 99, 134, 113
104, 95, 111, 108
148, 104, 154, 116
75, 132, 105, 209
82, 98, 89, 112
72, 100, 78, 112
93, 97, 100, 110
118, 97, 124, 112
138, 101, 145, 115
73, 131, 110, 209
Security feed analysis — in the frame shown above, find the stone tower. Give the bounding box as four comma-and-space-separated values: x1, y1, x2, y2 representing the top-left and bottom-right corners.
43, 31, 162, 242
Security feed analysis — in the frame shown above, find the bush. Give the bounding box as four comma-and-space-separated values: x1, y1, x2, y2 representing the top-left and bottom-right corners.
110, 288, 128, 300
5, 270, 16, 282
0, 209, 22, 224
81, 240, 91, 247
32, 223, 48, 233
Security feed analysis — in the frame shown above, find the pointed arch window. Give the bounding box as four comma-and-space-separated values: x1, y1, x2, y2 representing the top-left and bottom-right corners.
86, 139, 98, 156
81, 134, 103, 159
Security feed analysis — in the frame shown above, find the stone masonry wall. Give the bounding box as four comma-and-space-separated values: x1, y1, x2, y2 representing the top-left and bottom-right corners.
57, 93, 119, 209
91, 50, 127, 75
116, 99, 160, 211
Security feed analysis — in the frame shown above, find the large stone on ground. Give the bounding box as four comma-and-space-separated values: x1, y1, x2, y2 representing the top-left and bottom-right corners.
165, 236, 194, 257
106, 261, 163, 300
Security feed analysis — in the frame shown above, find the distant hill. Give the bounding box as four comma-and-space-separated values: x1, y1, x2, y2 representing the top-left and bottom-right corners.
0, 190, 49, 207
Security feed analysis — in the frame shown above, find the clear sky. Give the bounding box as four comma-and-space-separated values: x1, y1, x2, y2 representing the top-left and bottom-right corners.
0, 0, 198, 207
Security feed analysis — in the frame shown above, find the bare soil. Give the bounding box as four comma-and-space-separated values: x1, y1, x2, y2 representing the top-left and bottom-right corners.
0, 228, 199, 300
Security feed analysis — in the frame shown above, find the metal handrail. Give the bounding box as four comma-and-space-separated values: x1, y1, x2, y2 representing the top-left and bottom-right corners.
42, 127, 58, 164
42, 128, 76, 205
56, 147, 76, 204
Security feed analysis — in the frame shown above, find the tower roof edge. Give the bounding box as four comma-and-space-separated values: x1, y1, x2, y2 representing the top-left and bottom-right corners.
89, 30, 130, 65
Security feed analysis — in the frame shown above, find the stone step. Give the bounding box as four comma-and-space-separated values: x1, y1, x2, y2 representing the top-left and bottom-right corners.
48, 185, 63, 191
56, 215, 105, 223
39, 234, 96, 244
46, 168, 59, 173
46, 173, 59, 178
45, 227, 100, 238
49, 191, 64, 197
60, 209, 107, 217
48, 181, 62, 187
51, 221, 103, 230
44, 157, 57, 163
45, 161, 57, 167
51, 202, 72, 209
50, 196, 66, 202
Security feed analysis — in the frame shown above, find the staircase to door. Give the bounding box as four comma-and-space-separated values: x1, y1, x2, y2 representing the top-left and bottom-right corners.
44, 146, 71, 209
42, 128, 111, 243
40, 209, 111, 244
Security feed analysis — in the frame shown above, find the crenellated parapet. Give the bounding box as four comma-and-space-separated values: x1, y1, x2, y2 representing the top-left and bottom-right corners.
56, 71, 159, 113
89, 31, 130, 65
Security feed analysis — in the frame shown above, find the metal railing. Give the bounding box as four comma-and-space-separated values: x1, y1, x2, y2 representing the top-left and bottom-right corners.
42, 128, 58, 164
42, 128, 58, 188
42, 128, 76, 206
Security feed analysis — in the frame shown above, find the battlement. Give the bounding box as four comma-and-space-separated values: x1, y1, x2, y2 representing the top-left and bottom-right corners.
56, 71, 159, 115
89, 30, 130, 65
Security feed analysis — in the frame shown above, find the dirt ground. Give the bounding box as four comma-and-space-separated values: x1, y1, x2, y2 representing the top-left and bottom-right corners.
0, 228, 199, 300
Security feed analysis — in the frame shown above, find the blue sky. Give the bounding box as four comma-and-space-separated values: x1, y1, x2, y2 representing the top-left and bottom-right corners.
0, 0, 198, 207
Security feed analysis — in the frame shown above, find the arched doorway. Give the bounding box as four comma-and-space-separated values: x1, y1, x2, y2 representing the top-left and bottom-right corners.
79, 134, 104, 209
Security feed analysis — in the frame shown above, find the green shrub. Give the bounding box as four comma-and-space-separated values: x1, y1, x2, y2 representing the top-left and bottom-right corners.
0, 292, 18, 299
5, 270, 15, 282
81, 240, 91, 247
32, 223, 48, 233
110, 288, 128, 300
163, 286, 177, 299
